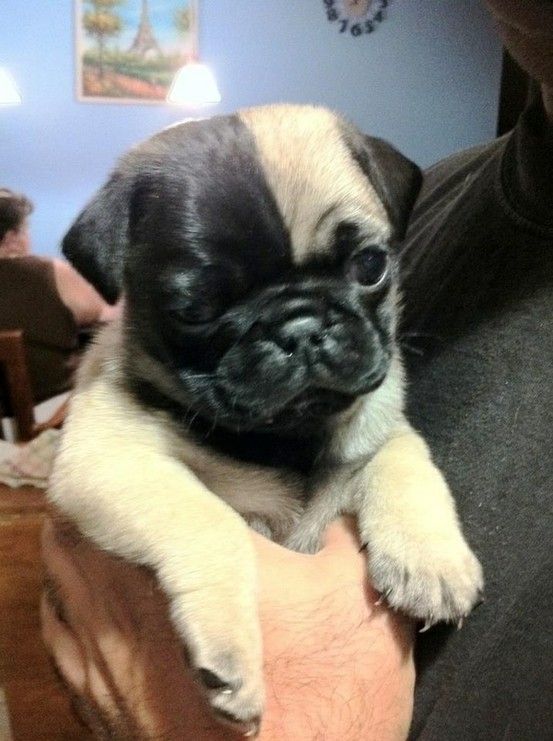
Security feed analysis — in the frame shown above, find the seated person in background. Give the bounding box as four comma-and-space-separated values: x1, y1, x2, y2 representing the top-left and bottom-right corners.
0, 188, 119, 403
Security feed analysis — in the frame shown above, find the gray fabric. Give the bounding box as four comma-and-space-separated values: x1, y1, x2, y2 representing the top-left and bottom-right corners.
401, 94, 553, 740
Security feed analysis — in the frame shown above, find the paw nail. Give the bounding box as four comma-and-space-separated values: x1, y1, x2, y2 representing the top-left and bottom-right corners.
243, 718, 261, 737
198, 668, 234, 692
419, 620, 433, 633
374, 587, 392, 607
215, 709, 261, 737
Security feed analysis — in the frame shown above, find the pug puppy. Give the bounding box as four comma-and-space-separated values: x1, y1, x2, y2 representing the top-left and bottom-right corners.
49, 104, 483, 736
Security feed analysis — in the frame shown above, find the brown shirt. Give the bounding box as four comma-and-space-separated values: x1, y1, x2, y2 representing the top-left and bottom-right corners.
0, 256, 79, 403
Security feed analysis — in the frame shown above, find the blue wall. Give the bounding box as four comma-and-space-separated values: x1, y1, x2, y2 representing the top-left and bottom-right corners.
1, 1, 502, 257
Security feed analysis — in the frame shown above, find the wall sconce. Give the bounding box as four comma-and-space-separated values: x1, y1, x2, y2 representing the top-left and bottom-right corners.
0, 68, 22, 105
167, 61, 221, 107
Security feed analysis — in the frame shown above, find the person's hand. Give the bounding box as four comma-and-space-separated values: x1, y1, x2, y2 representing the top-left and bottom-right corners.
484, 0, 553, 117
41, 514, 415, 740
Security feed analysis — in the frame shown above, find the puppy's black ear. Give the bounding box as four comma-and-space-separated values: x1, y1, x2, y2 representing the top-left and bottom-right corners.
62, 172, 131, 303
343, 126, 422, 240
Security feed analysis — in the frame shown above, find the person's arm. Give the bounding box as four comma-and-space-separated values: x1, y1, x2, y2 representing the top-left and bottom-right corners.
41, 516, 414, 740
52, 258, 121, 326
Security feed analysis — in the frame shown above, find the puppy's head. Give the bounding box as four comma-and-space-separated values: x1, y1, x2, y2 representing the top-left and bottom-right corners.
64, 105, 421, 435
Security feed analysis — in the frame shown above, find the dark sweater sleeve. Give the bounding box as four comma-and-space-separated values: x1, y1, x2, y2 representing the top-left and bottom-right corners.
401, 93, 553, 740
501, 91, 553, 229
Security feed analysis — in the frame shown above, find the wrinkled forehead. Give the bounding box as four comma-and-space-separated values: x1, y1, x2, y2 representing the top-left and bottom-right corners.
238, 104, 391, 264
130, 106, 392, 286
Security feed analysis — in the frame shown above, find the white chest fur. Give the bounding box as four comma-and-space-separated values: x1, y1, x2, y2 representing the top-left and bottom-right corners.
175, 436, 304, 540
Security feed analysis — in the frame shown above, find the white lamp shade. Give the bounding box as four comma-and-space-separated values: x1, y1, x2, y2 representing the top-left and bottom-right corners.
167, 62, 221, 107
0, 68, 22, 105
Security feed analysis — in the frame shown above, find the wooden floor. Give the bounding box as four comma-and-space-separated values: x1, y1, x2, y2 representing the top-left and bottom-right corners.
0, 484, 91, 740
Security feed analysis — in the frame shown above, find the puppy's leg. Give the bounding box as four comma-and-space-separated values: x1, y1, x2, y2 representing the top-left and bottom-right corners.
354, 424, 483, 625
49, 373, 263, 733
289, 423, 483, 626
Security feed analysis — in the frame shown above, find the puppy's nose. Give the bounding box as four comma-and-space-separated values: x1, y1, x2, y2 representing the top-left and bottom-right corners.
276, 315, 324, 355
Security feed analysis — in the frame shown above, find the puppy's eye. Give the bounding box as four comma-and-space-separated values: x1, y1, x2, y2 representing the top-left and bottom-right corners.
166, 287, 225, 327
347, 246, 389, 288
165, 265, 234, 327
172, 301, 221, 325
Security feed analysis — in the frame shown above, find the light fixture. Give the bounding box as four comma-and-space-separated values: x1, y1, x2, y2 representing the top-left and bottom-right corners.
0, 68, 22, 105
167, 61, 221, 107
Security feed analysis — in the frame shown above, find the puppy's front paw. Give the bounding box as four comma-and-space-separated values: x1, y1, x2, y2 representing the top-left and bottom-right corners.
194, 651, 262, 737
168, 593, 264, 736
365, 528, 484, 627
156, 548, 264, 737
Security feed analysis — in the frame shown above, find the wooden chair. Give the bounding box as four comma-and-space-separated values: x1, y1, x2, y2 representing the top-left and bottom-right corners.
0, 330, 67, 442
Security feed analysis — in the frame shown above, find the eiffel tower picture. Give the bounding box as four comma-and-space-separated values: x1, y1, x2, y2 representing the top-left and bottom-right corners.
128, 0, 162, 58
78, 0, 198, 102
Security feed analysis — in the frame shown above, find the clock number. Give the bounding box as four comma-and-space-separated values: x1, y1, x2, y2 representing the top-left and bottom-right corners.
324, 0, 389, 36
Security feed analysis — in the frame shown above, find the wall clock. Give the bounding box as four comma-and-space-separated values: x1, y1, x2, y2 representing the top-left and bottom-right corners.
323, 0, 390, 37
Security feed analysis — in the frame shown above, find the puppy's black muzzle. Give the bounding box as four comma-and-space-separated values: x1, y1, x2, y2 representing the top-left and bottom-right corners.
215, 290, 391, 429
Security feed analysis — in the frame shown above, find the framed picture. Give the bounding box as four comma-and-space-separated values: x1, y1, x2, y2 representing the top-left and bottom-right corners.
75, 0, 199, 104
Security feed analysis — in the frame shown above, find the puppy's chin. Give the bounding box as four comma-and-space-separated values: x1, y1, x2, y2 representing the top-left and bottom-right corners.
207, 367, 388, 436
167, 342, 392, 438
211, 387, 355, 435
